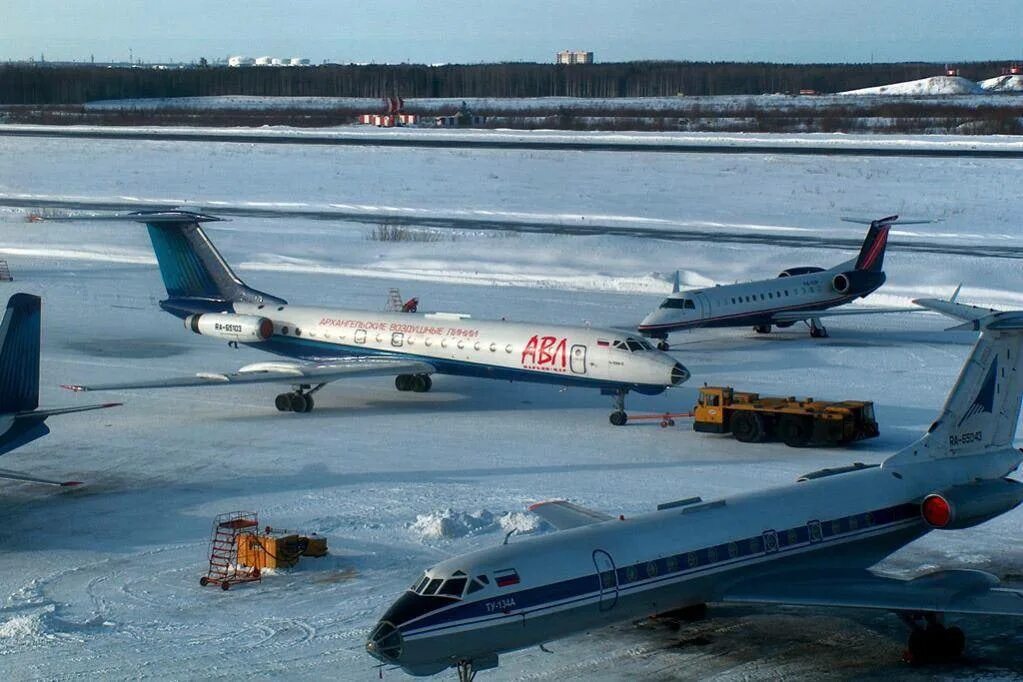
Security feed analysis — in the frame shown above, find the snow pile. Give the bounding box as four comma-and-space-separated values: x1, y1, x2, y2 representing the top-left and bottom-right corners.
840, 76, 983, 96
409, 509, 549, 540
0, 606, 56, 643
979, 75, 1023, 93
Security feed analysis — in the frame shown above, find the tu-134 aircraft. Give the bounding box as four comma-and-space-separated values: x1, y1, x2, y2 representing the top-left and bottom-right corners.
639, 216, 917, 346
64, 211, 688, 424
0, 294, 119, 487
368, 307, 1023, 679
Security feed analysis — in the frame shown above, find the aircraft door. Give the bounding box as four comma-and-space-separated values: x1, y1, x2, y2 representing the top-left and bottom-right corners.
592, 549, 619, 612
570, 344, 587, 374
695, 292, 712, 320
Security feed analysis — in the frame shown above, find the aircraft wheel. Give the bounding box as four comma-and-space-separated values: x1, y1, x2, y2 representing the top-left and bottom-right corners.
288, 392, 308, 413
199, 577, 209, 587
275, 394, 292, 412
943, 626, 965, 658
730, 412, 763, 443
412, 374, 432, 393
657, 340, 670, 351
395, 374, 413, 391
754, 324, 771, 334
609, 410, 628, 426
779, 416, 811, 447
301, 394, 315, 413
221, 581, 230, 591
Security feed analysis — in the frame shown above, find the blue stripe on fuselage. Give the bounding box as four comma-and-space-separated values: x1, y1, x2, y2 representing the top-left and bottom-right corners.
245, 335, 668, 396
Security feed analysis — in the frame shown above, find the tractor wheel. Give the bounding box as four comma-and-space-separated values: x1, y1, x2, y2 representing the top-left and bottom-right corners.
730, 412, 764, 443
779, 416, 811, 447
199, 577, 209, 587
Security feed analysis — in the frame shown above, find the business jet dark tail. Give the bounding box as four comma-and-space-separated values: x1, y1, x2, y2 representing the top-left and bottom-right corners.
853, 216, 896, 273
130, 211, 287, 318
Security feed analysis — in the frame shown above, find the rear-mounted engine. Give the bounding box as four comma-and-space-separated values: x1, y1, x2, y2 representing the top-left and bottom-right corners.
921, 479, 1023, 529
185, 313, 274, 342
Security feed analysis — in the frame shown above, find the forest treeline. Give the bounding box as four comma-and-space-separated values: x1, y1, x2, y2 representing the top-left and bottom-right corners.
0, 61, 1014, 104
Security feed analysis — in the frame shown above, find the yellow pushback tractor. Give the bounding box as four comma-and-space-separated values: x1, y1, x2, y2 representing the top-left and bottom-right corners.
693, 385, 879, 447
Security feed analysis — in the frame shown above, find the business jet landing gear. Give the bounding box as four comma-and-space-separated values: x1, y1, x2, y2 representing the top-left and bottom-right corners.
900, 613, 965, 665
395, 373, 432, 393
808, 317, 829, 338
609, 389, 629, 426
274, 383, 325, 413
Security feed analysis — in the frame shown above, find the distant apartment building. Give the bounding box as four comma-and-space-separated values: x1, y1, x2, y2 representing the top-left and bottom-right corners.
556, 50, 594, 65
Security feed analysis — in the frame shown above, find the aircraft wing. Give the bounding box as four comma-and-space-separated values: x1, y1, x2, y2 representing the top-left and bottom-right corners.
720, 568, 1023, 617
770, 306, 919, 324
914, 298, 998, 324
63, 358, 436, 392
528, 500, 614, 530
0, 469, 82, 487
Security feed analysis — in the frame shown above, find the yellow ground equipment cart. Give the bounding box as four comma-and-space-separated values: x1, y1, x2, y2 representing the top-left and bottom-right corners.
693, 385, 879, 447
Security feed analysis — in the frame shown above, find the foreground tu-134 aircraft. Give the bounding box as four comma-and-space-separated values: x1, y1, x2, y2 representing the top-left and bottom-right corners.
368, 308, 1023, 679
65, 212, 688, 424
639, 216, 912, 344
0, 294, 118, 486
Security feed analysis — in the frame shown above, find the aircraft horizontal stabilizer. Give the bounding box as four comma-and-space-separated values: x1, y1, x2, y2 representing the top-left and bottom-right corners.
914, 297, 999, 325
721, 568, 1023, 617
770, 306, 919, 324
63, 359, 436, 392
528, 500, 613, 530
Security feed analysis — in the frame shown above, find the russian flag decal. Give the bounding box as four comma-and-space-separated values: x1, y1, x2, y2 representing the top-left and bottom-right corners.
495, 568, 520, 588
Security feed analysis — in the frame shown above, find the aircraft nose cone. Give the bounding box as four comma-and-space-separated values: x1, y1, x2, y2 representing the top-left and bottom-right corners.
366, 620, 403, 663
670, 362, 690, 385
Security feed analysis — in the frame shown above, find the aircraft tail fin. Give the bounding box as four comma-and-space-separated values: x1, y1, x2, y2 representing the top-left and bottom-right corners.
131, 211, 286, 317
0, 294, 41, 414
853, 216, 895, 272
886, 311, 1023, 465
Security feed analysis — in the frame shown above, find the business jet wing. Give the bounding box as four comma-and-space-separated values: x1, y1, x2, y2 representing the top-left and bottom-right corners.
63, 358, 436, 392
528, 500, 613, 530
770, 307, 919, 324
720, 568, 1023, 617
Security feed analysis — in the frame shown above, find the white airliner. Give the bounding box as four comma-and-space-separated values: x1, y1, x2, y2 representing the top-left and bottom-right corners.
0, 294, 118, 486
368, 308, 1023, 679
63, 211, 688, 424
639, 216, 913, 345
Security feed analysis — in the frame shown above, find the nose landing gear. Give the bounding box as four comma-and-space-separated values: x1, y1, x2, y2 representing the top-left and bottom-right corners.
608, 388, 629, 426
808, 317, 829, 338
274, 383, 326, 413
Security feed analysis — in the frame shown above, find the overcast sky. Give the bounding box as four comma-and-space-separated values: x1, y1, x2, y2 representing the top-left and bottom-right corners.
3, 0, 1020, 65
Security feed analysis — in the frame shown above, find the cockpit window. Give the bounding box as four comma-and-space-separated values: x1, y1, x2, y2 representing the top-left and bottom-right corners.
625, 337, 653, 351
411, 573, 430, 593
466, 578, 486, 595
422, 578, 443, 596
659, 298, 695, 310
438, 577, 467, 597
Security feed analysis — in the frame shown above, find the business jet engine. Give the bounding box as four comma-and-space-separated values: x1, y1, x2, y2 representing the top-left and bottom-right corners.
831, 270, 885, 296
184, 313, 274, 342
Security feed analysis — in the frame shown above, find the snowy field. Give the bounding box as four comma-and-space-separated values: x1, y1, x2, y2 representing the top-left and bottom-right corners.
0, 136, 1022, 679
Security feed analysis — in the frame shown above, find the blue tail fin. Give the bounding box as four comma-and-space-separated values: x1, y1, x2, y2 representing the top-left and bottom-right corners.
132, 211, 286, 317
854, 216, 895, 272
0, 294, 41, 413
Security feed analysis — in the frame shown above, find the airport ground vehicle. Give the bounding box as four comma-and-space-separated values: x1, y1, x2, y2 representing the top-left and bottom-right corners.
692, 385, 879, 446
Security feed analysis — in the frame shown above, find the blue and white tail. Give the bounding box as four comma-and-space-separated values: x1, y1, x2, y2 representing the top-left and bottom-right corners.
0, 293, 41, 414
887, 311, 1023, 464
131, 211, 286, 317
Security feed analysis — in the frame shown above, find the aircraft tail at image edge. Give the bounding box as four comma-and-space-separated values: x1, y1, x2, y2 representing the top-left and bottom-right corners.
131, 211, 286, 316
0, 293, 41, 413
887, 311, 1023, 464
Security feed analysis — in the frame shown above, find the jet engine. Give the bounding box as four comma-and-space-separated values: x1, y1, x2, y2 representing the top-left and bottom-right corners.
921, 479, 1023, 530
777, 266, 824, 278
184, 313, 274, 342
831, 270, 885, 296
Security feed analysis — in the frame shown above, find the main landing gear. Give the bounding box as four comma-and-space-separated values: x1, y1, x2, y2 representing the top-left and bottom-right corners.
656, 339, 671, 351
395, 373, 433, 393
808, 317, 829, 338
753, 324, 772, 334
609, 388, 629, 426
900, 613, 966, 666
274, 383, 326, 413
